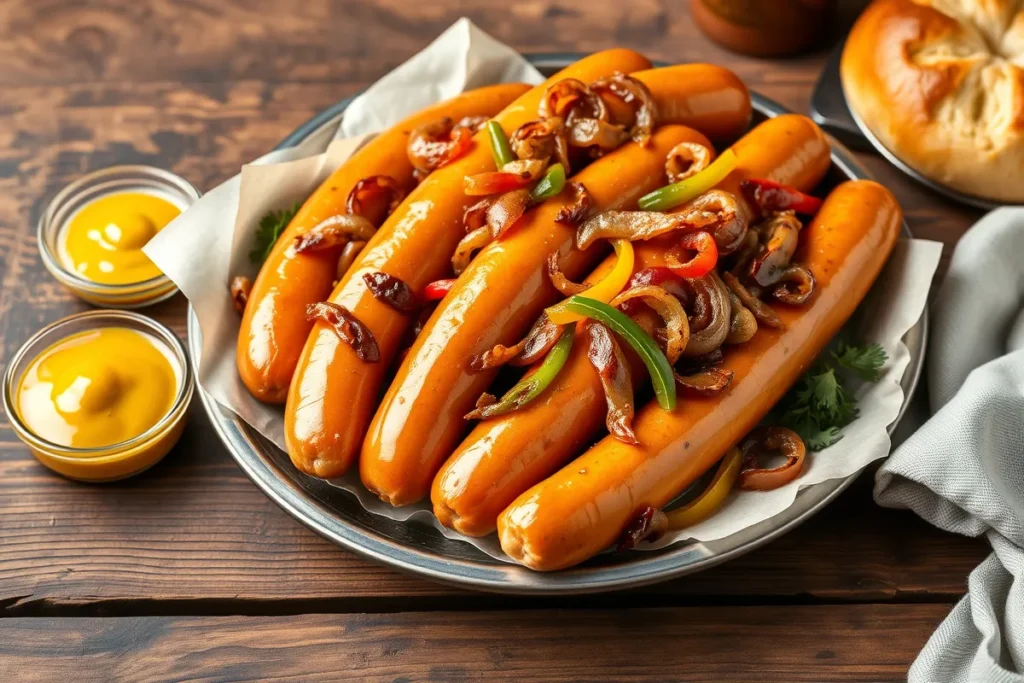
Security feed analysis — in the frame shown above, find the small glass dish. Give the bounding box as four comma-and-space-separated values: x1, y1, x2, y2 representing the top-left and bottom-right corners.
38, 165, 199, 308
2, 310, 194, 482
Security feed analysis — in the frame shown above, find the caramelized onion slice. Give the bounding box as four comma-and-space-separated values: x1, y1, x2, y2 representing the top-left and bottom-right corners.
772, 264, 816, 305
725, 292, 758, 345
592, 72, 658, 146
336, 240, 366, 281
610, 285, 690, 365
230, 275, 251, 314
452, 225, 493, 276
674, 367, 734, 397
294, 214, 377, 253
539, 78, 609, 122
346, 175, 405, 225
566, 117, 630, 151
749, 211, 801, 286
722, 271, 784, 330
547, 248, 587, 296
555, 181, 593, 226
687, 190, 748, 254
307, 301, 379, 362
738, 427, 807, 491
469, 314, 563, 372
464, 159, 546, 196
683, 274, 731, 357
408, 117, 474, 173
585, 321, 637, 444
486, 188, 532, 239
617, 507, 669, 551
664, 141, 712, 183
362, 272, 419, 313
576, 210, 716, 250
510, 117, 570, 171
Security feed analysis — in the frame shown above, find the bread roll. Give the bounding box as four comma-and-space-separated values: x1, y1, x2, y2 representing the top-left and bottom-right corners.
842, 0, 1024, 203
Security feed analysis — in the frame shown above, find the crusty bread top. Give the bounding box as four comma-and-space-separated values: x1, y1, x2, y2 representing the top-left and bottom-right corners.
842, 0, 1024, 203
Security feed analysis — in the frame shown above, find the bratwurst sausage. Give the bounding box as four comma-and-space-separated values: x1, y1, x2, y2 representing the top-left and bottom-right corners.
498, 179, 902, 570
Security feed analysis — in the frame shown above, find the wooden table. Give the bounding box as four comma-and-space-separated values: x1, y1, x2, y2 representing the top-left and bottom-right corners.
0, 1, 991, 680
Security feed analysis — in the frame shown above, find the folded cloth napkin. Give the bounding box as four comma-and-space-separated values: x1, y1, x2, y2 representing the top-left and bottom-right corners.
875, 208, 1024, 682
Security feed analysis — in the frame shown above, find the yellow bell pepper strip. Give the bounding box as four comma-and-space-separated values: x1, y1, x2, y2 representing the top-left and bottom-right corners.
465, 326, 575, 420
545, 239, 634, 325
529, 163, 566, 203
487, 120, 515, 168
562, 295, 676, 411
637, 148, 738, 212
665, 446, 742, 528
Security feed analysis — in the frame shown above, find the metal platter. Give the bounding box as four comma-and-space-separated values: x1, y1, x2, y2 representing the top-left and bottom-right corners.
811, 42, 1003, 212
188, 54, 927, 594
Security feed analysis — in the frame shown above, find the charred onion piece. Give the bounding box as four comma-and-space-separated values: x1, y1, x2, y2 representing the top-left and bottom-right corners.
307, 301, 380, 362
586, 322, 637, 444
592, 72, 658, 146
486, 188, 532, 239
452, 226, 494, 276
664, 141, 712, 183
677, 348, 725, 374
547, 248, 587, 296
336, 240, 366, 280
566, 117, 630, 151
510, 117, 570, 171
725, 292, 758, 345
772, 264, 816, 305
722, 271, 785, 330
230, 275, 251, 314
539, 78, 609, 122
576, 210, 716, 250
749, 212, 801, 287
469, 314, 564, 371
617, 507, 669, 551
683, 274, 732, 357
610, 285, 690, 365
408, 117, 474, 173
346, 175, 405, 225
362, 272, 419, 313
294, 214, 377, 253
686, 190, 748, 254
738, 427, 807, 491
728, 229, 761, 277
555, 181, 593, 226
674, 367, 734, 397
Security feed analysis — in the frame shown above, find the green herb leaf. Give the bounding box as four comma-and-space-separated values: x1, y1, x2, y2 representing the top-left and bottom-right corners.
771, 340, 886, 452
833, 341, 887, 382
250, 202, 300, 266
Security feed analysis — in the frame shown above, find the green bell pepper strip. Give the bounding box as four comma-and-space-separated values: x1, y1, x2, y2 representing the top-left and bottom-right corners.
564, 296, 677, 411
487, 120, 516, 168
529, 163, 566, 203
468, 326, 575, 420
637, 149, 738, 212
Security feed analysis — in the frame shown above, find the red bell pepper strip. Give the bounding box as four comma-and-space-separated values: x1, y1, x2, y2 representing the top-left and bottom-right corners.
740, 178, 823, 215
423, 279, 456, 301
667, 230, 718, 279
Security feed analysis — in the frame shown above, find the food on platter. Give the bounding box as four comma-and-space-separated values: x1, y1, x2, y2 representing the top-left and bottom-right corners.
231, 50, 903, 570
842, 0, 1024, 203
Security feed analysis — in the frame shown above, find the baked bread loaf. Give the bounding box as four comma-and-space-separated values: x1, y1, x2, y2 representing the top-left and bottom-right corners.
842, 0, 1024, 203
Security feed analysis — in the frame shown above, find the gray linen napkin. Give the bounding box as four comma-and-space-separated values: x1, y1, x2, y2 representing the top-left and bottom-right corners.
874, 208, 1024, 682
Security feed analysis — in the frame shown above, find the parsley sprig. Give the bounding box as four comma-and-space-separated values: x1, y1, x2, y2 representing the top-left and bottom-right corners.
249, 202, 299, 266
772, 341, 887, 451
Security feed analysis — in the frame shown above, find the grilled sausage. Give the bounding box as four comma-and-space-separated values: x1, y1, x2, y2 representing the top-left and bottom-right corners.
285, 48, 654, 477
498, 179, 902, 570
359, 64, 752, 505
237, 83, 531, 403
432, 114, 830, 535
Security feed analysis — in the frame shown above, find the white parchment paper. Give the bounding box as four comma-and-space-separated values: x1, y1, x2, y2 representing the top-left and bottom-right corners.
145, 19, 942, 563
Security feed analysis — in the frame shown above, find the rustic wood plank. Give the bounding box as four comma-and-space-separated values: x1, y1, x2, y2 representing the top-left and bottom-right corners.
0, 605, 949, 682
0, 0, 987, 617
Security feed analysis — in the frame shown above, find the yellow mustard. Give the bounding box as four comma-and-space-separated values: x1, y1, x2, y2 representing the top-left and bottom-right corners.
58, 191, 180, 285
15, 327, 180, 449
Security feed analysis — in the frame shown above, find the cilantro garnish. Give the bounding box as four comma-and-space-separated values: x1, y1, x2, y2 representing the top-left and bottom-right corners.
249, 202, 299, 266
772, 341, 888, 451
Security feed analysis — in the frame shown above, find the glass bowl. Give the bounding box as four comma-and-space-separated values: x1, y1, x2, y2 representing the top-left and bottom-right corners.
37, 165, 199, 308
2, 310, 194, 482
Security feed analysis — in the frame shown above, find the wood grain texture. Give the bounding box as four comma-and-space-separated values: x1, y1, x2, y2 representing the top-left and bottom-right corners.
0, 0, 986, 627
0, 605, 950, 683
